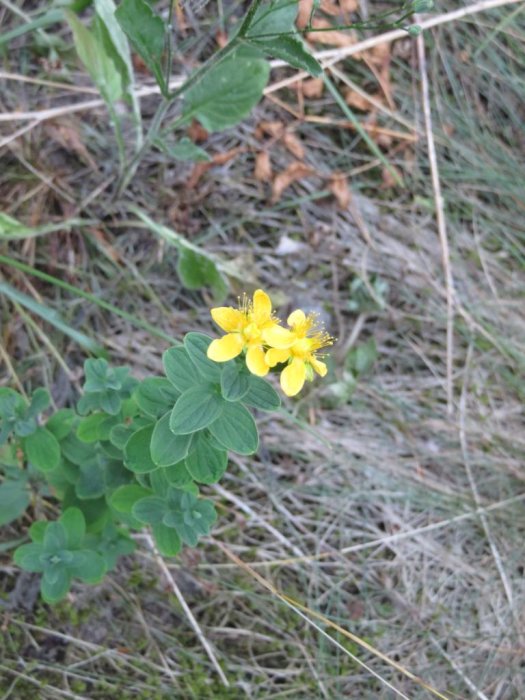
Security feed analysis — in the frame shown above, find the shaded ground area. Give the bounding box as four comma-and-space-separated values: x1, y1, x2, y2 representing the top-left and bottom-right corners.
1, 2, 524, 698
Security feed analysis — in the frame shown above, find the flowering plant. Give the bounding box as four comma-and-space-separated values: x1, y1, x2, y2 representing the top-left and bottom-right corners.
1, 290, 332, 603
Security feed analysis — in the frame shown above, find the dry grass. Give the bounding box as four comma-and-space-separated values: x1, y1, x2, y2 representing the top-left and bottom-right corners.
1, 1, 524, 698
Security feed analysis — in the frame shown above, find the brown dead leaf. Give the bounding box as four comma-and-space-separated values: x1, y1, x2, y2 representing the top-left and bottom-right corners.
175, 2, 187, 32
186, 147, 245, 189
45, 119, 98, 170
329, 173, 351, 209
297, 0, 313, 28
339, 0, 358, 12
255, 120, 285, 139
254, 151, 273, 183
272, 161, 313, 203
382, 164, 402, 189
216, 30, 228, 48
307, 18, 356, 48
344, 89, 375, 112
187, 120, 209, 143
282, 132, 305, 160
301, 78, 324, 98
89, 228, 122, 263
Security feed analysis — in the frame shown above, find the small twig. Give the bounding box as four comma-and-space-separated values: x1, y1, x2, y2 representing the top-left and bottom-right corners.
142, 533, 229, 687
416, 27, 455, 416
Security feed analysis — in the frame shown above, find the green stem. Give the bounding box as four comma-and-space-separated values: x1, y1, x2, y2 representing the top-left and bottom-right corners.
322, 73, 403, 187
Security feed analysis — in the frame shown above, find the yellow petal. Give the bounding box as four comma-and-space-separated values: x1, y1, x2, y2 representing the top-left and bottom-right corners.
287, 309, 306, 328
211, 307, 245, 332
207, 333, 244, 362
310, 357, 327, 377
252, 289, 272, 325
280, 358, 306, 397
265, 347, 291, 367
246, 345, 269, 377
262, 324, 295, 349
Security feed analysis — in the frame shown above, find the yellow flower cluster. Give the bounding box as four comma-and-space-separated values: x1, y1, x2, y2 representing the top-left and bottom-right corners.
207, 289, 333, 397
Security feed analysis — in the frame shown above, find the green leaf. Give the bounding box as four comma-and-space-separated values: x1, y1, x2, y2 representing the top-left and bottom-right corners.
163, 345, 203, 393
163, 461, 193, 487
243, 0, 322, 76
242, 375, 281, 411
76, 457, 106, 500
163, 489, 217, 546
184, 332, 222, 382
60, 508, 86, 549
182, 50, 270, 132
157, 136, 211, 162
220, 361, 250, 401
110, 484, 152, 513
69, 549, 106, 583
41, 568, 71, 604
60, 433, 94, 465
23, 427, 60, 472
115, 0, 167, 95
14, 543, 45, 572
184, 431, 227, 484
46, 408, 76, 441
149, 466, 170, 496
135, 377, 180, 418
132, 496, 165, 524
209, 402, 258, 455
30, 521, 48, 543
76, 413, 110, 443
94, 0, 134, 87
65, 10, 123, 104
109, 423, 135, 450
44, 522, 68, 553
169, 386, 224, 435
152, 522, 181, 556
150, 412, 193, 467
0, 479, 29, 526
177, 248, 228, 302
124, 424, 157, 473
27, 388, 50, 417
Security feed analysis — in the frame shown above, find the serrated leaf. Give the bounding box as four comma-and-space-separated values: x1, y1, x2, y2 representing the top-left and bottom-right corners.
115, 0, 167, 95
184, 332, 221, 382
182, 50, 270, 131
169, 386, 224, 435
163, 345, 203, 393
209, 402, 258, 455
184, 431, 227, 484
220, 361, 250, 401
23, 427, 60, 472
177, 248, 228, 302
123, 424, 157, 474
242, 375, 281, 411
134, 377, 180, 418
150, 412, 193, 467
110, 484, 152, 513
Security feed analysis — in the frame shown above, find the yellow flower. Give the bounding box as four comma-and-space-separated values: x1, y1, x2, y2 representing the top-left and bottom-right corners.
207, 289, 281, 376
265, 309, 333, 396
